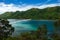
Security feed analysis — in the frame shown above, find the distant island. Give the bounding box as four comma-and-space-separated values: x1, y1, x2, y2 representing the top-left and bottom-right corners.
0, 6, 60, 20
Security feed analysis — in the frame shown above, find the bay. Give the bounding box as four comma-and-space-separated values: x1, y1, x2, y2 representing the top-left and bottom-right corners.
8, 19, 55, 37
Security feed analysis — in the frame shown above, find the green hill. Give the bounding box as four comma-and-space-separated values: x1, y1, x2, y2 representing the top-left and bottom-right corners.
0, 6, 60, 20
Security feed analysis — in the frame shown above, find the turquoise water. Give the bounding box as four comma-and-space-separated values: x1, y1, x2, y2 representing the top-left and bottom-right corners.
8, 19, 55, 36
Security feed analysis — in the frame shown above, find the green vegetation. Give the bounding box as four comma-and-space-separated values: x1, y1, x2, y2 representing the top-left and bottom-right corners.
0, 6, 60, 20
15, 20, 60, 40
0, 6, 60, 40
2, 19, 60, 40
0, 19, 14, 40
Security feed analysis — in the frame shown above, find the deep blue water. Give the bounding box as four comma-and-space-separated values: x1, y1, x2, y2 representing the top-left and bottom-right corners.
8, 19, 55, 36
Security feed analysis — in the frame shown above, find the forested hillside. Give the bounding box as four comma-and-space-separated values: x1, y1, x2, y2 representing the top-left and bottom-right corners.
0, 6, 60, 20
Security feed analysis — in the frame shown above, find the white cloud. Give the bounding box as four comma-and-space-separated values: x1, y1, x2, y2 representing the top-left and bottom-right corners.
0, 2, 59, 14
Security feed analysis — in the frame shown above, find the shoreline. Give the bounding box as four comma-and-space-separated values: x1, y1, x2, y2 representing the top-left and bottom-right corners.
8, 19, 57, 21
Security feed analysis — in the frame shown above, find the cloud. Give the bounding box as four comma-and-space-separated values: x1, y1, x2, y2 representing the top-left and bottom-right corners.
0, 2, 59, 14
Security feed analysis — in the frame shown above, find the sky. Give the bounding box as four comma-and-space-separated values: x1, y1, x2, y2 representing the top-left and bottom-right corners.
0, 0, 59, 14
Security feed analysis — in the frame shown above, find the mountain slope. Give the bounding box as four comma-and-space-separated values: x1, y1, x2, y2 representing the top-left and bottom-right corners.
0, 6, 60, 20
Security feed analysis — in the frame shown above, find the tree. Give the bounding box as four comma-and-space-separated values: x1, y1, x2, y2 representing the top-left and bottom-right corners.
36, 24, 48, 40
50, 19, 60, 40
0, 19, 14, 40
54, 19, 60, 32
